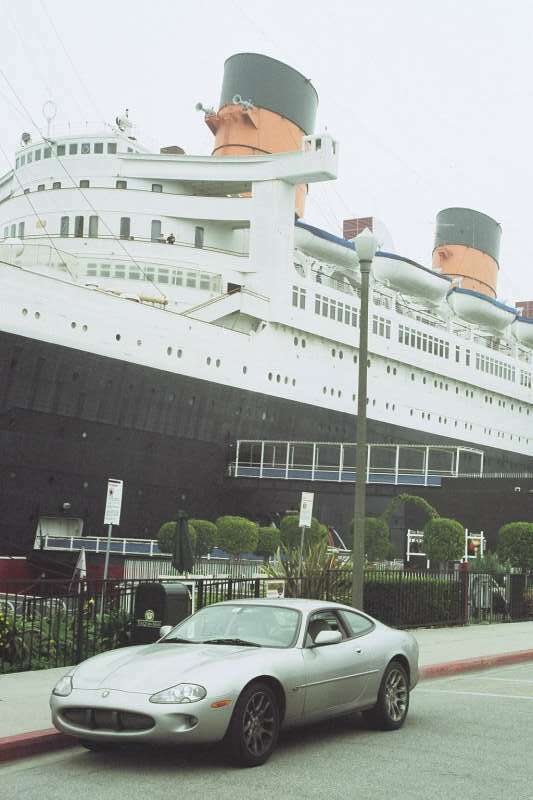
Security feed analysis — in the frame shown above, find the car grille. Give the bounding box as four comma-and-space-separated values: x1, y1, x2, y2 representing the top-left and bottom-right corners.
62, 707, 155, 732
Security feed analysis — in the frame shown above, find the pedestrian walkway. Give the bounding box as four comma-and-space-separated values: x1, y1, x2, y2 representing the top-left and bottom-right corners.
1, 620, 532, 758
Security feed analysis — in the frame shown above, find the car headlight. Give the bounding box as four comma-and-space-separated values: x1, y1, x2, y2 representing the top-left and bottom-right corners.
52, 669, 75, 697
149, 683, 207, 704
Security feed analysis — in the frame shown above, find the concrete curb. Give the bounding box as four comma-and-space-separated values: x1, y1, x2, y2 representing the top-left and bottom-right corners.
0, 728, 75, 764
420, 648, 533, 680
2, 649, 533, 765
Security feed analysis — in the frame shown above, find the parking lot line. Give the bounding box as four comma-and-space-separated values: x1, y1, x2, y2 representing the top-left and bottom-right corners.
417, 689, 533, 701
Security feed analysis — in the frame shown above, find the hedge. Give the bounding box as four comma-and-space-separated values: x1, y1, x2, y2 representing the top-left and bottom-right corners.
363, 572, 465, 627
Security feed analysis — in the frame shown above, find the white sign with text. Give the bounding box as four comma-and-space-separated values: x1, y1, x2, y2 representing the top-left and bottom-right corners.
104, 478, 123, 526
299, 491, 314, 528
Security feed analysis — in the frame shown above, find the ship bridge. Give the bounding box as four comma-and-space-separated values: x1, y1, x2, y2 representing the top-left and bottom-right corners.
229, 441, 484, 487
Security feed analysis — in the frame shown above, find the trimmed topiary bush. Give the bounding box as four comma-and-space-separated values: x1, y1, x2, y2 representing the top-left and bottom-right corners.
189, 519, 217, 557
216, 516, 258, 559
423, 517, 464, 563
279, 515, 328, 551
157, 521, 196, 554
255, 527, 281, 559
498, 522, 533, 570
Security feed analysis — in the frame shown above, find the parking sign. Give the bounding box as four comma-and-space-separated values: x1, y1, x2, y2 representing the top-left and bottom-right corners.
299, 492, 314, 528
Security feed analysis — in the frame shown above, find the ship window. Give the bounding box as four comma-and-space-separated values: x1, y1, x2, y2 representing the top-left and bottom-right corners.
86, 264, 97, 276
81, 143, 90, 154
152, 183, 163, 193
27, 152, 33, 163
120, 217, 131, 239
88, 216, 99, 238
216, 359, 221, 368
293, 287, 300, 307
3, 227, 7, 238
465, 349, 471, 366
74, 216, 84, 237
243, 366, 247, 374
128, 267, 140, 280
329, 299, 336, 320
23, 188, 30, 194
199, 274, 210, 290
43, 147, 51, 158
151, 219, 162, 242
186, 272, 196, 288
36, 183, 44, 192
177, 349, 183, 358
194, 226, 204, 248
52, 181, 61, 189
35, 149, 41, 161
18, 222, 25, 238
94, 142, 103, 154
114, 266, 125, 278
157, 270, 169, 284
57, 144, 65, 156
80, 179, 90, 188
116, 180, 127, 189
15, 158, 20, 169
69, 143, 78, 155
351, 309, 357, 327
10, 224, 16, 237
20, 155, 26, 166
60, 216, 70, 237
456, 345, 460, 363
107, 142, 117, 154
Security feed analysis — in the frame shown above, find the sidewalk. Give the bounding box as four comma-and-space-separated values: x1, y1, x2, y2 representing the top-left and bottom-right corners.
1, 620, 532, 762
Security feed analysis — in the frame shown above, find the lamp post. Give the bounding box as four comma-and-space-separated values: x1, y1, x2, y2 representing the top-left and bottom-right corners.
351, 228, 378, 609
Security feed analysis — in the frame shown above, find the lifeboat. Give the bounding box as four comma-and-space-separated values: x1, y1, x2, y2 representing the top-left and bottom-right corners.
511, 315, 533, 348
372, 252, 451, 305
294, 221, 359, 271
446, 287, 517, 332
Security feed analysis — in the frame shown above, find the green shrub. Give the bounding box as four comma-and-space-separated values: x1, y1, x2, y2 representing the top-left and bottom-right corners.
361, 517, 391, 562
364, 572, 463, 626
279, 515, 328, 551
498, 522, 533, 569
469, 551, 511, 574
423, 517, 464, 562
382, 494, 438, 525
189, 519, 217, 556
216, 516, 258, 558
157, 521, 197, 555
255, 526, 281, 558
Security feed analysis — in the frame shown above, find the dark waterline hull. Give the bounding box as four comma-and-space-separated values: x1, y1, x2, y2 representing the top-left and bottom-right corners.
1, 331, 532, 554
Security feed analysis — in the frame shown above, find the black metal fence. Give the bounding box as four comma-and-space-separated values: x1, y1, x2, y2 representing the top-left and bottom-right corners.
1, 569, 532, 674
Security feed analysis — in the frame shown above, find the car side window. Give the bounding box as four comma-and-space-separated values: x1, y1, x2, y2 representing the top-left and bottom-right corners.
338, 609, 374, 639
305, 610, 345, 647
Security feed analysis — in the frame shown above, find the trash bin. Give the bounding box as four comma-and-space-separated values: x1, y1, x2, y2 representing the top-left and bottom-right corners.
133, 582, 192, 644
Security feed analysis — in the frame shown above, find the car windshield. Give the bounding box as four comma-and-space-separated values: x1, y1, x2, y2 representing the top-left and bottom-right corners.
161, 604, 300, 648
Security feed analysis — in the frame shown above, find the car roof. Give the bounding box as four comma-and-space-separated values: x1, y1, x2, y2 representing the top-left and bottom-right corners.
214, 597, 358, 613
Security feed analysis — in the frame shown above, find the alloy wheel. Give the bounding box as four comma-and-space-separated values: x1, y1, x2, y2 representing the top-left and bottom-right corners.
383, 667, 408, 723
242, 690, 276, 757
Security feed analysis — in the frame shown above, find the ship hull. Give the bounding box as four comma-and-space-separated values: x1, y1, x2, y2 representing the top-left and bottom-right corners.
1, 330, 532, 554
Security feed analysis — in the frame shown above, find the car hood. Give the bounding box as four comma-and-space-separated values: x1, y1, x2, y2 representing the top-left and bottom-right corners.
73, 643, 259, 693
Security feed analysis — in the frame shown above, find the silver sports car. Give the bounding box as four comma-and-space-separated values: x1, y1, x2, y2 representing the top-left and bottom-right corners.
51, 598, 419, 766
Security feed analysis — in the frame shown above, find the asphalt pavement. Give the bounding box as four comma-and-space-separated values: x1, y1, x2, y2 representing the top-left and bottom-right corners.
2, 661, 532, 800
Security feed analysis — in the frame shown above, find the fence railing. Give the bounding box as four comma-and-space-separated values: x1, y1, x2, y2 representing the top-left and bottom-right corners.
1, 570, 532, 673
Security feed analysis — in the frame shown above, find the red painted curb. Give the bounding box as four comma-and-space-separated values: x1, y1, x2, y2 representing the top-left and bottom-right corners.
0, 728, 75, 764
420, 648, 533, 680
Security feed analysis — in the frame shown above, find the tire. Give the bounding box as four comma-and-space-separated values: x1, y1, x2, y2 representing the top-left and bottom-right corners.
362, 660, 410, 731
226, 681, 280, 767
79, 739, 118, 752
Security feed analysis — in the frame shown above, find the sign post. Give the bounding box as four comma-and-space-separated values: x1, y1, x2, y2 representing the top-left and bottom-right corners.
100, 478, 123, 621
298, 492, 314, 579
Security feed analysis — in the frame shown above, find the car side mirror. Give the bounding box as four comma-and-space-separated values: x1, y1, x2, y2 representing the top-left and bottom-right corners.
313, 629, 342, 647
159, 625, 172, 639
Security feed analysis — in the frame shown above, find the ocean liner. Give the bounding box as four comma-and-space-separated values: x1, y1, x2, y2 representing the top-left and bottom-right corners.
1, 53, 533, 555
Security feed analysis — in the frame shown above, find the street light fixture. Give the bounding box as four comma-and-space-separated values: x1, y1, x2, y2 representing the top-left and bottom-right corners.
351, 227, 378, 609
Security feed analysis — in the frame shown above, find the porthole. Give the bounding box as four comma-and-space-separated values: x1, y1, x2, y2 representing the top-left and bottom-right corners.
243, 366, 247, 374
456, 387, 459, 394
276, 374, 281, 383
137, 339, 142, 346
367, 359, 371, 368
353, 355, 358, 364
302, 339, 306, 348
22, 308, 28, 316
339, 351, 343, 360
268, 372, 273, 381
337, 390, 342, 398
352, 394, 356, 402
177, 349, 182, 358
34, 312, 40, 319
386, 402, 389, 410
284, 376, 288, 384
386, 366, 391, 374
373, 398, 376, 406
323, 387, 327, 394
167, 346, 173, 356
393, 368, 397, 375
330, 388, 334, 396
71, 321, 76, 329
215, 359, 221, 367
331, 349, 336, 357
207, 356, 212, 365
294, 337, 298, 346
115, 333, 121, 341
392, 404, 395, 411
411, 373, 415, 381
82, 325, 88, 332
410, 409, 414, 416
292, 378, 296, 386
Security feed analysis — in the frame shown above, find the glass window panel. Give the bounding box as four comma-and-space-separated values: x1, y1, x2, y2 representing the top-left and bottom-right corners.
194, 226, 204, 248
20, 155, 25, 165
107, 142, 117, 154
52, 181, 61, 189
27, 152, 33, 163
94, 142, 104, 154
43, 147, 52, 158
186, 273, 196, 288
18, 221, 25, 238
116, 180, 127, 189
56, 145, 65, 156
120, 217, 131, 239
35, 149, 41, 161
152, 183, 163, 192
60, 216, 70, 237
80, 179, 90, 188
100, 264, 110, 277
69, 143, 78, 155
151, 219, 162, 242
10, 224, 16, 237
88, 216, 98, 238
81, 143, 90, 154
74, 216, 84, 237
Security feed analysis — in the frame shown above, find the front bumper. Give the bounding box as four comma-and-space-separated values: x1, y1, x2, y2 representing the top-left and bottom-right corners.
51, 688, 235, 745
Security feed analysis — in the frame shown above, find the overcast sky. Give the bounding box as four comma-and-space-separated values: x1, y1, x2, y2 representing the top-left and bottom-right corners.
2, 0, 532, 302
